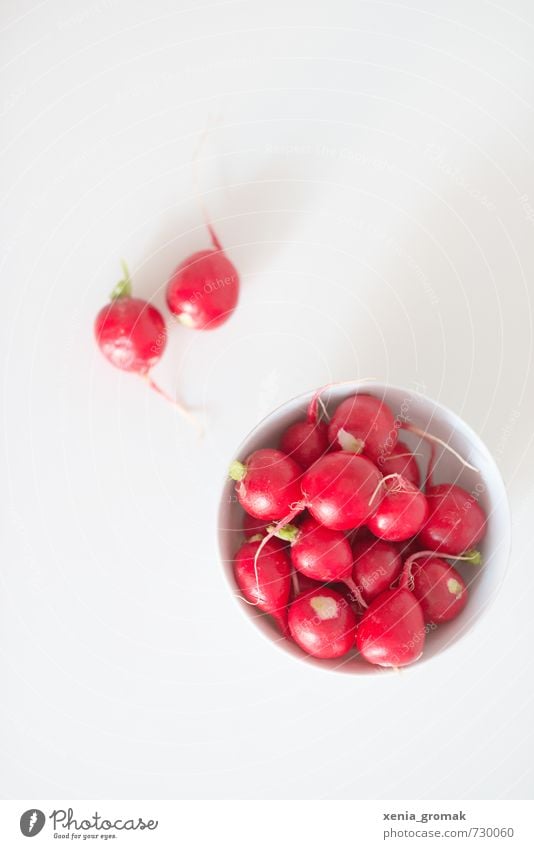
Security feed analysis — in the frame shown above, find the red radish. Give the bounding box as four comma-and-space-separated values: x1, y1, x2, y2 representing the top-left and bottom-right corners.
95, 261, 167, 375
279, 389, 331, 468
166, 227, 239, 330
231, 449, 382, 532
301, 452, 383, 531
288, 587, 357, 658
410, 557, 468, 623
419, 483, 487, 554
269, 517, 369, 609
401, 548, 481, 587
287, 569, 361, 612
356, 588, 426, 667
280, 419, 329, 470
233, 452, 382, 593
233, 537, 291, 634
242, 512, 271, 540
275, 517, 353, 583
327, 393, 398, 462
229, 449, 303, 521
367, 475, 429, 542
378, 441, 421, 487
352, 538, 402, 604
94, 262, 198, 420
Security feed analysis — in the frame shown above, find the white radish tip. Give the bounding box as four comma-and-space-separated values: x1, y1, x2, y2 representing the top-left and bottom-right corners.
177, 313, 196, 328
337, 428, 365, 453
310, 596, 338, 620
447, 578, 463, 598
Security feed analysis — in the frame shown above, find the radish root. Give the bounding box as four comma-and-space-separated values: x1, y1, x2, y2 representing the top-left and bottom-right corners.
145, 374, 204, 436
192, 115, 224, 253
402, 424, 479, 473
423, 442, 437, 490
344, 577, 368, 609
368, 472, 412, 507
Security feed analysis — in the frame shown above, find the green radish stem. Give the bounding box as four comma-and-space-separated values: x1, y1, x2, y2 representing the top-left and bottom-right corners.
250, 503, 306, 603
267, 522, 300, 543
229, 460, 247, 482
109, 259, 133, 300
111, 260, 201, 432
400, 549, 482, 591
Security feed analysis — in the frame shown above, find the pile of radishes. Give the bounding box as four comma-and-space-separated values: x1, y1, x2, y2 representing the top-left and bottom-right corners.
229, 390, 487, 669
91, 164, 489, 671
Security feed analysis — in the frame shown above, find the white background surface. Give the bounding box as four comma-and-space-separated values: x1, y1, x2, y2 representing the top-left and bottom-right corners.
1, 0, 533, 800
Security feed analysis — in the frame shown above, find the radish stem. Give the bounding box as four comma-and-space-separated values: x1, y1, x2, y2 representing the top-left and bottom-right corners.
400, 548, 482, 590
251, 503, 305, 601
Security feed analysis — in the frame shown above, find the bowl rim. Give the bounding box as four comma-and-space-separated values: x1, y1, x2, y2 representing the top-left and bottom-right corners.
217, 379, 512, 676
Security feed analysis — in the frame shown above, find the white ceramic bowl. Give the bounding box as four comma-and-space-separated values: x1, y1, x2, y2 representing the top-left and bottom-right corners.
218, 381, 511, 674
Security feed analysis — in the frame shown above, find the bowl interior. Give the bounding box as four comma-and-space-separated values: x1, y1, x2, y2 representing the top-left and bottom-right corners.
218, 381, 511, 674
